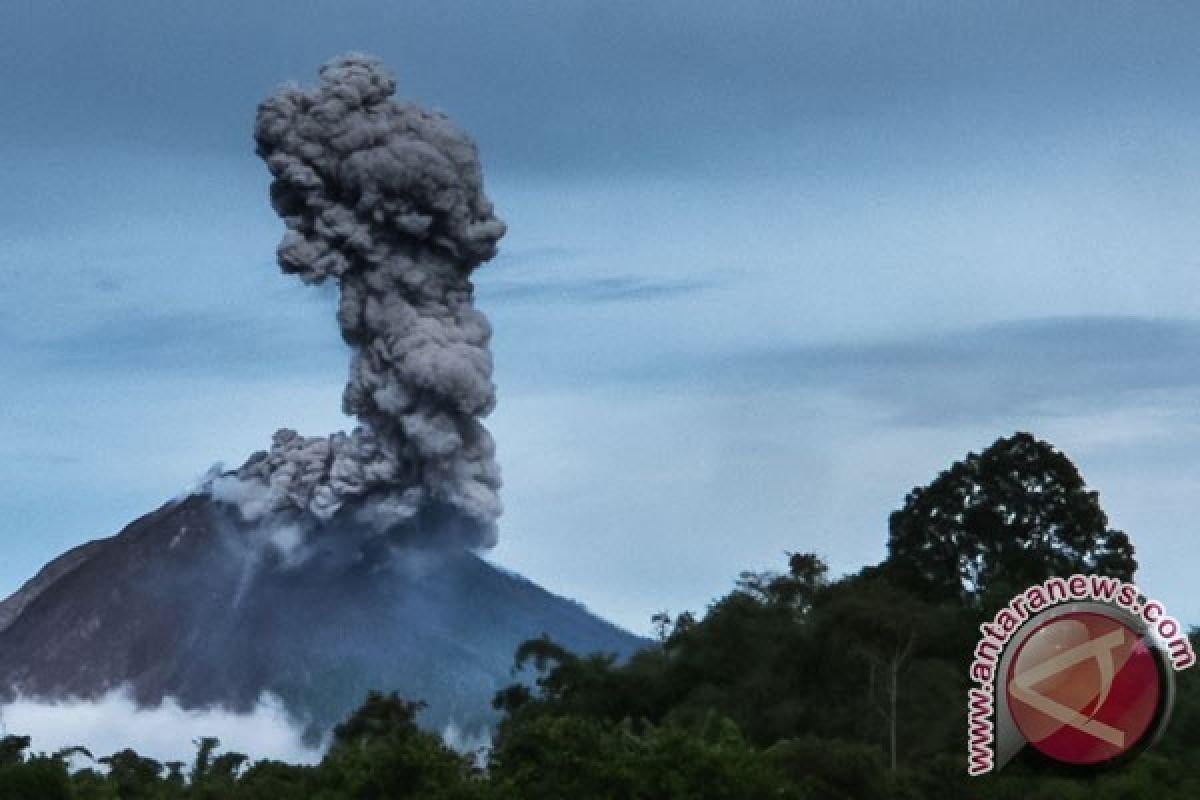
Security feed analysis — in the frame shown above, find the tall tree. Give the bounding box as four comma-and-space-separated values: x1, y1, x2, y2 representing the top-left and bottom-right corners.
97, 749, 163, 800
885, 432, 1136, 606
318, 691, 480, 799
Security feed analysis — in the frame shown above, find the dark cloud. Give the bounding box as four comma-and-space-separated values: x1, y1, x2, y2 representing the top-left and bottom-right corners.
5, 3, 1199, 176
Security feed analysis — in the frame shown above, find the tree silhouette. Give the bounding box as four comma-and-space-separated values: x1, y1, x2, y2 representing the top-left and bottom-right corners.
320, 690, 478, 798
98, 749, 163, 800
331, 691, 426, 748
885, 432, 1136, 606
0, 738, 29, 769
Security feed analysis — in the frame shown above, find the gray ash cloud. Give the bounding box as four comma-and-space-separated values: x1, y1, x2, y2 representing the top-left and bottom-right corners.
207, 54, 506, 549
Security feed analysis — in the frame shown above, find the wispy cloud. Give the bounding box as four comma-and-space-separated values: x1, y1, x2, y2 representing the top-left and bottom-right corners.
31, 310, 343, 380
490, 245, 581, 267
480, 275, 714, 305
646, 316, 1200, 425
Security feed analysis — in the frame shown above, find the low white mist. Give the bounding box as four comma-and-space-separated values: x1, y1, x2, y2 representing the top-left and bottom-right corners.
0, 687, 324, 766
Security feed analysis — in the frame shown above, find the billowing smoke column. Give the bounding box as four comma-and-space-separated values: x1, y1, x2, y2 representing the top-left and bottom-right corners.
209, 54, 506, 549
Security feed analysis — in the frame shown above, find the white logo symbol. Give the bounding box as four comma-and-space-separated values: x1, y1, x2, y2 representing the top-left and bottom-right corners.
1008, 627, 1128, 748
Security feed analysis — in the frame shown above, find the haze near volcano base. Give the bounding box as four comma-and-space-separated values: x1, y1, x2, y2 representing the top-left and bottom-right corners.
0, 54, 645, 741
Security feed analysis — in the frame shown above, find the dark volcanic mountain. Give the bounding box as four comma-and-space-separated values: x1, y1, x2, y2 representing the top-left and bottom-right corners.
0, 494, 645, 739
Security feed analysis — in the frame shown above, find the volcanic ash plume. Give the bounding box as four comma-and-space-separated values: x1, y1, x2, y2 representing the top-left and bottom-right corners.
208, 54, 506, 548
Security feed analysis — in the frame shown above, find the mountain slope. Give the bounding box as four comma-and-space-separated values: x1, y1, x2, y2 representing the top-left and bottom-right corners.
0, 495, 646, 738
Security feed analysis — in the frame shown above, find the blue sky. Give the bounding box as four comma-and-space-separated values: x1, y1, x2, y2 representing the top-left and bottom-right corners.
3, 2, 1200, 634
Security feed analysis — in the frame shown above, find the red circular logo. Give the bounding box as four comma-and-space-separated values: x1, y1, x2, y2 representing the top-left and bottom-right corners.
1006, 611, 1163, 766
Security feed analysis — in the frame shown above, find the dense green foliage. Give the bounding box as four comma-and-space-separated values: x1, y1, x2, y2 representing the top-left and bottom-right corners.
886, 432, 1137, 607
0, 433, 1193, 798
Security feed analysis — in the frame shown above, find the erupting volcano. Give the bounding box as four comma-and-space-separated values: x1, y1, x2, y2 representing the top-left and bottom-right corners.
0, 54, 645, 740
